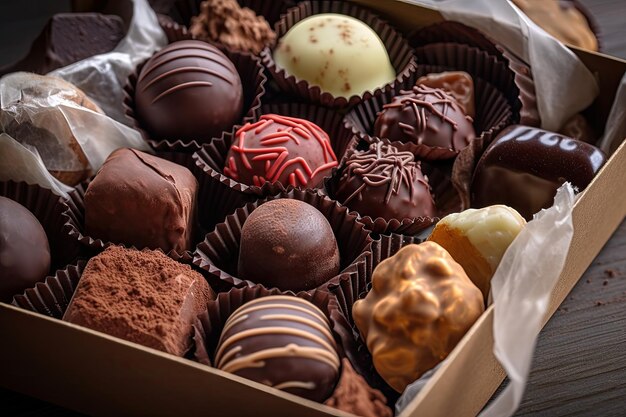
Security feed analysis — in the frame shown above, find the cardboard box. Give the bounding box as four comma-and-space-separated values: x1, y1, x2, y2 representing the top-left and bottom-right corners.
1, 1, 625, 416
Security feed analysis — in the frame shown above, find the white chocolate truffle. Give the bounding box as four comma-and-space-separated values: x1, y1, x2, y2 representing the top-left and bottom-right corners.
273, 14, 395, 98
428, 205, 526, 299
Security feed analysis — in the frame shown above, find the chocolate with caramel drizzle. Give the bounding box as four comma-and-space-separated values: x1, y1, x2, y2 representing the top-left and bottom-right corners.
373, 85, 475, 158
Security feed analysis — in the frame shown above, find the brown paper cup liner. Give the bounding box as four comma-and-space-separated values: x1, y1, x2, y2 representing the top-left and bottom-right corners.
192, 188, 373, 295
324, 141, 461, 234
122, 45, 267, 149
60, 183, 195, 263
344, 46, 515, 164
173, 0, 297, 28
192, 102, 359, 228
0, 181, 81, 274
260, 0, 417, 109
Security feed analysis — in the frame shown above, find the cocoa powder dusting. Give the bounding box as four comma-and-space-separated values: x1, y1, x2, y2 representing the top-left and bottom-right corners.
63, 246, 215, 356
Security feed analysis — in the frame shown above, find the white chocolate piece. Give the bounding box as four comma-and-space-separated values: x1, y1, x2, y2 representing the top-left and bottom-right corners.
273, 14, 396, 98
428, 205, 526, 299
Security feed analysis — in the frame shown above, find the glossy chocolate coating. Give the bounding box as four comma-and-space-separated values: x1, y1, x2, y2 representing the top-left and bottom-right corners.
84, 148, 198, 253
215, 296, 340, 402
334, 142, 436, 221
374, 85, 475, 155
135, 40, 243, 141
238, 199, 340, 292
471, 125, 607, 220
0, 197, 50, 301
224, 114, 338, 188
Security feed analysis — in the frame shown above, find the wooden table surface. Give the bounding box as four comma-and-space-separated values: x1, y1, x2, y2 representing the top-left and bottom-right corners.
1, 0, 626, 416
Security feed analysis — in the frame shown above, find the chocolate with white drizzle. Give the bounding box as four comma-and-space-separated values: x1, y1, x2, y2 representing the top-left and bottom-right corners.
373, 85, 475, 157
334, 142, 436, 221
215, 295, 340, 402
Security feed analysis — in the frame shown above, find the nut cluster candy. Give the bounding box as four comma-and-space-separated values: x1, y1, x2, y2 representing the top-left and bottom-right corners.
353, 241, 484, 392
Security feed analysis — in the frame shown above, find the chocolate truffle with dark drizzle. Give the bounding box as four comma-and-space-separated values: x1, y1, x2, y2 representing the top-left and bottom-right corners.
334, 142, 436, 221
374, 85, 475, 157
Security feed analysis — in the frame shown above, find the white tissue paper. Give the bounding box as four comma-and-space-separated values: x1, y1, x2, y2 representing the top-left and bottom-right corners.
0, 0, 163, 196
598, 73, 626, 154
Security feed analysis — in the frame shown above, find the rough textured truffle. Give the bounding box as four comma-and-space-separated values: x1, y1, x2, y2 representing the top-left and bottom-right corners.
135, 40, 243, 141
224, 114, 338, 188
215, 295, 340, 402
334, 142, 436, 221
471, 125, 607, 220
352, 242, 484, 392
324, 358, 392, 417
63, 247, 214, 356
0, 197, 50, 302
238, 199, 340, 292
0, 13, 125, 76
84, 148, 198, 253
190, 0, 276, 54
416, 71, 475, 118
428, 205, 526, 299
374, 85, 476, 157
273, 14, 395, 97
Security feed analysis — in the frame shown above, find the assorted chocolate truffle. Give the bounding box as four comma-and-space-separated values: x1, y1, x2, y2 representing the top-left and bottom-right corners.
374, 85, 476, 157
471, 125, 607, 220
273, 14, 395, 97
215, 295, 340, 402
84, 148, 198, 253
63, 246, 214, 356
238, 199, 340, 292
428, 205, 527, 299
416, 71, 475, 118
224, 114, 338, 188
190, 0, 277, 54
334, 142, 436, 221
135, 40, 243, 141
353, 242, 484, 392
0, 197, 51, 302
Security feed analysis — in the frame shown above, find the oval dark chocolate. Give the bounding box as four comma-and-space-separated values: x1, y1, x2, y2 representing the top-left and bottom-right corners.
471, 125, 607, 220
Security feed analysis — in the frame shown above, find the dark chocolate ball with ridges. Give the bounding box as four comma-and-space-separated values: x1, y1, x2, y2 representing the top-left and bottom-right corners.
334, 142, 436, 221
215, 295, 340, 402
471, 125, 607, 220
374, 85, 475, 157
0, 197, 50, 301
237, 199, 340, 292
135, 40, 243, 141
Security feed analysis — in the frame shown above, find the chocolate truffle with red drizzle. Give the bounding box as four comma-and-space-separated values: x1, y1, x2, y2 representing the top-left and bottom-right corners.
224, 114, 338, 188
334, 142, 436, 222
134, 40, 243, 141
374, 85, 475, 158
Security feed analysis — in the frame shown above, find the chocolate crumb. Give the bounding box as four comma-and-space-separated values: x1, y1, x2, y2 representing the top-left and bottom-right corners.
604, 268, 618, 278
596, 300, 605, 306
603, 280, 608, 286
586, 278, 592, 284
343, 82, 351, 92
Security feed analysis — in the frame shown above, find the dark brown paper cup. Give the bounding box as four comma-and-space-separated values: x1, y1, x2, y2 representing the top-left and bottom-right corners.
123, 46, 267, 149
260, 0, 417, 108
192, 188, 373, 295
192, 285, 358, 379
0, 181, 81, 274
343, 42, 516, 162
192, 102, 359, 229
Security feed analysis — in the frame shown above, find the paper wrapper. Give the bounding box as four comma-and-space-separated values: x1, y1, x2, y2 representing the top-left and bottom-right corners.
192, 285, 357, 373
324, 141, 462, 234
192, 102, 358, 228
343, 42, 515, 162
192, 188, 373, 295
123, 46, 267, 149
0, 181, 82, 275
60, 183, 195, 264
260, 0, 417, 109
396, 184, 577, 417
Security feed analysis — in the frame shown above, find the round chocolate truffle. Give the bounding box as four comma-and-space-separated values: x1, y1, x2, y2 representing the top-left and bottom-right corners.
238, 199, 340, 292
273, 14, 395, 97
224, 114, 338, 188
215, 295, 340, 402
374, 85, 475, 156
334, 142, 436, 221
0, 196, 51, 301
135, 40, 243, 141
